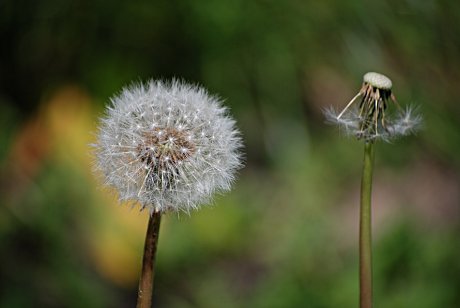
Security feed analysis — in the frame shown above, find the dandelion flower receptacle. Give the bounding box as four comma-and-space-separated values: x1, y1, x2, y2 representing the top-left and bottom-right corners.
325, 72, 421, 142
324, 72, 421, 308
92, 79, 243, 308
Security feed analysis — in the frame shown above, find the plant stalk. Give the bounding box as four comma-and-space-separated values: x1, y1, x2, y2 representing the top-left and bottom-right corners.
360, 142, 375, 308
137, 210, 162, 308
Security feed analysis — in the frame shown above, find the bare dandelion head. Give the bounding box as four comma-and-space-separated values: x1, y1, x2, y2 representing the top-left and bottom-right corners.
363, 72, 392, 90
93, 79, 243, 213
324, 72, 422, 141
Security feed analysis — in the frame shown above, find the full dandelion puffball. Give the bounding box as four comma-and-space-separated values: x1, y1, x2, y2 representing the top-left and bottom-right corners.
93, 80, 243, 213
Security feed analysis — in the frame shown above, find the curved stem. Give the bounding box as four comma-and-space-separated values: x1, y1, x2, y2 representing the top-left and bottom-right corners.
360, 142, 375, 308
137, 210, 162, 308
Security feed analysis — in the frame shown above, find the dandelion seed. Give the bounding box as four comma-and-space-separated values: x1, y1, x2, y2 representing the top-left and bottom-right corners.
93, 79, 243, 213
324, 72, 422, 141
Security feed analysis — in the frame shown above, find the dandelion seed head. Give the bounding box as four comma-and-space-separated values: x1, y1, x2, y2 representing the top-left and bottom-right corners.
93, 79, 243, 213
324, 72, 422, 142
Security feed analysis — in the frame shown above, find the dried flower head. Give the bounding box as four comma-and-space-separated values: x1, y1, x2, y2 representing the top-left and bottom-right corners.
93, 80, 243, 213
325, 72, 422, 141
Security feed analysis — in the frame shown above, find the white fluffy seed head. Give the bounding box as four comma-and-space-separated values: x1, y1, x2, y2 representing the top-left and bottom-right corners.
92, 79, 244, 213
363, 72, 392, 89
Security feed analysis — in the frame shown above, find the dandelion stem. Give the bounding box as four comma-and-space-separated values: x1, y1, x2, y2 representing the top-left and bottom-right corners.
359, 142, 375, 308
137, 210, 162, 308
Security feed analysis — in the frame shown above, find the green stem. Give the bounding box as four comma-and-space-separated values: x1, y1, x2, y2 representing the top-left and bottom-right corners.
360, 142, 375, 308
137, 211, 162, 308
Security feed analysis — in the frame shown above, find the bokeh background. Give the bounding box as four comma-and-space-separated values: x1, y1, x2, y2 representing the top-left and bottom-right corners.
1, 1, 460, 307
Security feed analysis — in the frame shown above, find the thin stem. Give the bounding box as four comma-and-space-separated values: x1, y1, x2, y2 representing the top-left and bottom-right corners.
337, 92, 362, 119
360, 142, 375, 308
137, 210, 162, 308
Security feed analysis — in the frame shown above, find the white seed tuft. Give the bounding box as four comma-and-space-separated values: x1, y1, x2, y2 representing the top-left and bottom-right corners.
92, 79, 244, 213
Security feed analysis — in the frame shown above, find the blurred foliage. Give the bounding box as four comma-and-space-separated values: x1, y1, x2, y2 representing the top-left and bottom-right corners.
1, 0, 459, 307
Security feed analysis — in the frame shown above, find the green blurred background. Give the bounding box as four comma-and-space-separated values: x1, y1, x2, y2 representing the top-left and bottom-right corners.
1, 1, 459, 307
